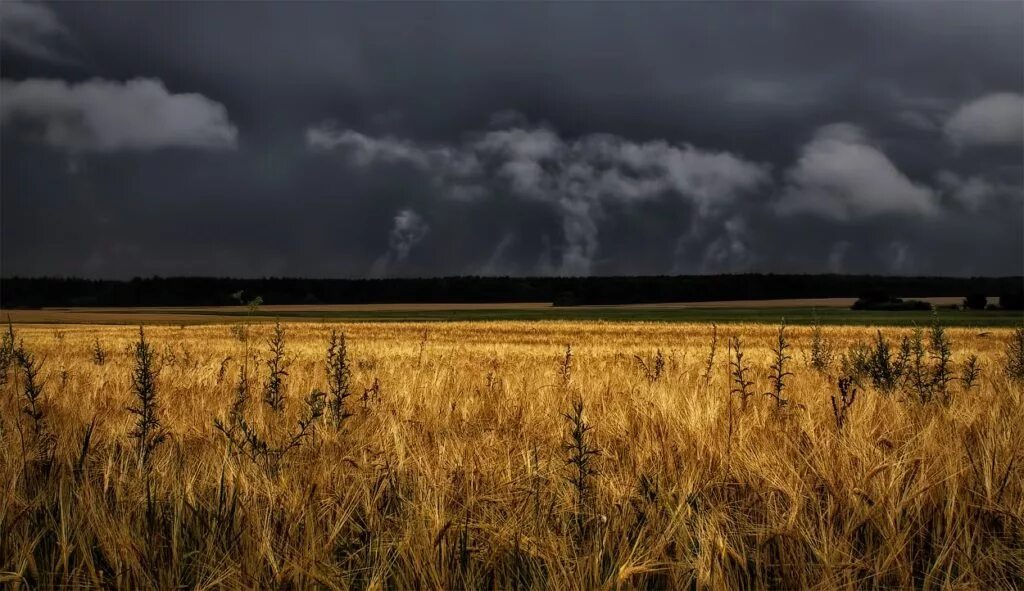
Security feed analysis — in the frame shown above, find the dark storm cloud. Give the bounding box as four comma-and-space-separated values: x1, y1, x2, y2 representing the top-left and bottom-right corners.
1, 1, 1021, 278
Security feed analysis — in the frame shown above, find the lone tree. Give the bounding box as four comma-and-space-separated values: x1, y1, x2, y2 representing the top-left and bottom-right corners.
963, 293, 987, 310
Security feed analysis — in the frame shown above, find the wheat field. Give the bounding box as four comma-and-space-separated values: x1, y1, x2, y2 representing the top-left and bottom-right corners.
1, 320, 1022, 590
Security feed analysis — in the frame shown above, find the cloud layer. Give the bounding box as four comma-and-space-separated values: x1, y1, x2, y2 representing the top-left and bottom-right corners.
308, 120, 769, 274
1, 78, 237, 151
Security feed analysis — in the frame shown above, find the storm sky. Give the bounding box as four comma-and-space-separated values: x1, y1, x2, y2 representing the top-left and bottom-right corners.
1, 1, 1022, 278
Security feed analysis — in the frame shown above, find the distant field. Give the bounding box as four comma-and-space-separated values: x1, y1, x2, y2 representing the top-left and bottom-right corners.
2, 296, 1020, 326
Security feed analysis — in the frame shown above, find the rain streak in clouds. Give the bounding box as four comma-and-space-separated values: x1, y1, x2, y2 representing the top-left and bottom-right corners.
308, 120, 769, 274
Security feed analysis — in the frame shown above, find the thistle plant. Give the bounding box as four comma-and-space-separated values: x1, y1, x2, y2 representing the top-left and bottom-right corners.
279, 389, 327, 456
840, 340, 871, 385
326, 330, 353, 430
127, 327, 166, 469
216, 386, 327, 475
960, 355, 981, 391
865, 330, 908, 395
91, 337, 107, 366
905, 327, 931, 402
16, 342, 51, 459
765, 321, 793, 408
558, 344, 573, 390
728, 336, 755, 410
262, 321, 288, 412
900, 315, 956, 404
563, 394, 599, 535
214, 321, 328, 474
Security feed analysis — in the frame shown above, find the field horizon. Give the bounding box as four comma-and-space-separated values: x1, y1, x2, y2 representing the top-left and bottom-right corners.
2, 296, 1022, 327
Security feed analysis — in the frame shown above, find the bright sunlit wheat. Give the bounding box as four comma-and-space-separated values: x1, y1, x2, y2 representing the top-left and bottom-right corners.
1, 320, 1021, 589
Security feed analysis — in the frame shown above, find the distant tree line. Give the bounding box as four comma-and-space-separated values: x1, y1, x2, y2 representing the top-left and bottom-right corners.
1, 275, 1022, 309
850, 294, 935, 311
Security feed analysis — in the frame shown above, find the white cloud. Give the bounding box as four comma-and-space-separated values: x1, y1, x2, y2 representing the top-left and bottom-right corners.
0, 0, 75, 63
776, 123, 937, 220
944, 93, 1024, 147
307, 119, 769, 274
1, 78, 238, 151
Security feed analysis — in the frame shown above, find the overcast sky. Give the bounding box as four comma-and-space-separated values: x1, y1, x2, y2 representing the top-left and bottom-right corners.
1, 1, 1021, 278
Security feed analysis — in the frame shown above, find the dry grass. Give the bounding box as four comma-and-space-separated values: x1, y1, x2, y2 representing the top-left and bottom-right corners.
1, 321, 1022, 589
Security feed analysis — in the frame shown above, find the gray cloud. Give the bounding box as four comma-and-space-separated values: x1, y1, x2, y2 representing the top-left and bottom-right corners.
307, 125, 485, 200
776, 123, 937, 220
388, 208, 429, 261
935, 170, 1022, 213
827, 240, 852, 273
0, 78, 238, 151
370, 207, 430, 276
944, 93, 1024, 148
0, 0, 75, 63
896, 110, 939, 132
701, 216, 752, 273
307, 119, 769, 274
882, 240, 914, 274
479, 233, 517, 276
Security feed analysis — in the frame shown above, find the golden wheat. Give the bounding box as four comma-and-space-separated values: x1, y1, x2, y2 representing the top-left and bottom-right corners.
1, 321, 1021, 589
